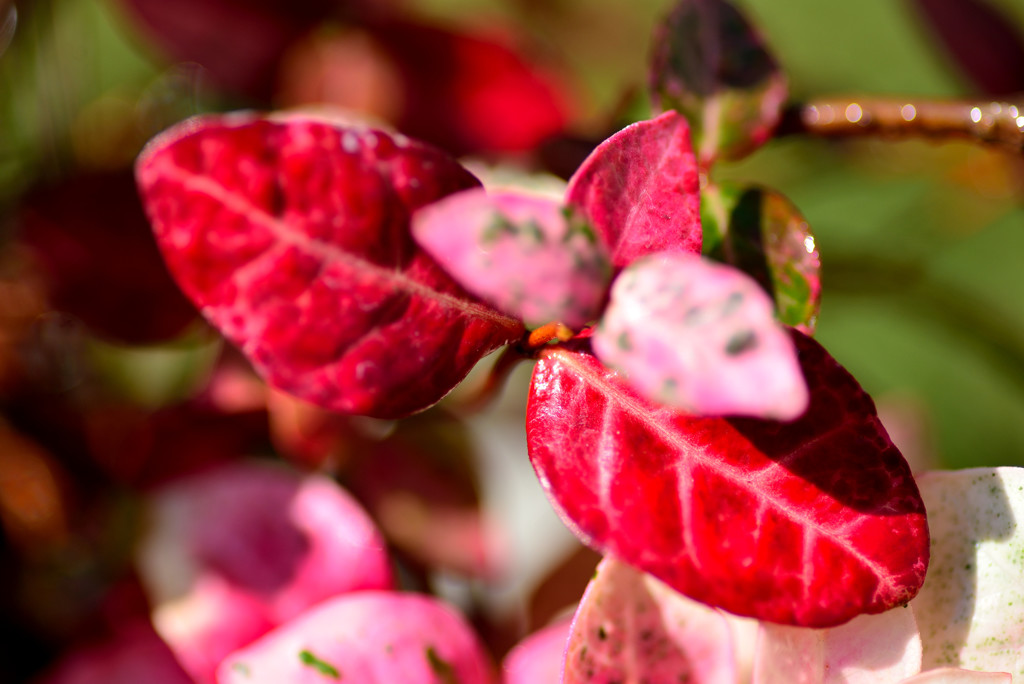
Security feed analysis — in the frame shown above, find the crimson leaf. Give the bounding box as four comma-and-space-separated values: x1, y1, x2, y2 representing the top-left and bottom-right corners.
526, 330, 928, 627
136, 114, 523, 419
565, 111, 701, 269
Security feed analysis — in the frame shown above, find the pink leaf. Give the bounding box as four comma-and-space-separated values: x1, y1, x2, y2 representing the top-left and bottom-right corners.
563, 556, 737, 684
900, 669, 1012, 684
136, 461, 393, 683
755, 608, 922, 684
136, 114, 523, 418
592, 252, 808, 420
911, 468, 1024, 679
526, 331, 928, 626
565, 111, 702, 268
501, 617, 572, 684
413, 188, 611, 329
217, 592, 496, 683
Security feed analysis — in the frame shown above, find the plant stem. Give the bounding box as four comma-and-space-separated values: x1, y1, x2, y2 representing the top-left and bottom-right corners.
780, 97, 1024, 152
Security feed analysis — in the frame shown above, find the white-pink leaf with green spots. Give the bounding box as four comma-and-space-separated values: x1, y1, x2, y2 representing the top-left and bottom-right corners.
754, 608, 922, 684
899, 669, 1012, 683
218, 592, 496, 683
562, 556, 736, 684
592, 252, 808, 420
412, 188, 611, 329
911, 467, 1024, 679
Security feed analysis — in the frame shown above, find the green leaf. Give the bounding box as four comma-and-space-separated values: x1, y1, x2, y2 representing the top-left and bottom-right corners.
649, 0, 787, 165
701, 183, 820, 333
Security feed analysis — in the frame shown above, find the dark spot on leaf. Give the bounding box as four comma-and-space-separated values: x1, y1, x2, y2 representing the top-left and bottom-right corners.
725, 330, 758, 356
232, 662, 251, 678
721, 290, 744, 315
425, 646, 460, 684
481, 212, 518, 243
617, 331, 633, 352
299, 650, 341, 679
597, 625, 608, 640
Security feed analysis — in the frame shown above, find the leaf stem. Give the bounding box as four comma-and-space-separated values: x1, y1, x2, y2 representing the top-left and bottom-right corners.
780, 97, 1024, 152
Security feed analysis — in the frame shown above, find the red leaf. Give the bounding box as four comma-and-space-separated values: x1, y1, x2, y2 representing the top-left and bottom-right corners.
565, 111, 701, 269
367, 20, 571, 155
113, 0, 339, 99
18, 170, 199, 345
136, 114, 523, 418
526, 331, 928, 627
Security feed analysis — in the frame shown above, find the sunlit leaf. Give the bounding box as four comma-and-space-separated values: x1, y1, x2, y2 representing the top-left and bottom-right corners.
649, 0, 788, 165
754, 608, 922, 683
413, 188, 611, 329
136, 114, 523, 419
702, 183, 821, 334
592, 252, 808, 420
563, 556, 736, 684
565, 111, 701, 269
218, 592, 495, 683
527, 331, 928, 626
911, 468, 1024, 679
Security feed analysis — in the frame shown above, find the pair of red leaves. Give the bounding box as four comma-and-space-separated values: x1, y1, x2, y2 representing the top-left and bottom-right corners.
136, 111, 927, 628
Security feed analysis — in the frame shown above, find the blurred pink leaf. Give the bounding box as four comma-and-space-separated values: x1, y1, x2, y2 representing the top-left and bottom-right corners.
563, 556, 736, 684
911, 468, 1024, 679
136, 461, 393, 683
649, 0, 788, 164
501, 617, 572, 684
592, 252, 808, 420
413, 189, 611, 329
565, 111, 701, 269
218, 592, 496, 683
526, 332, 928, 626
37, 620, 192, 684
136, 114, 523, 418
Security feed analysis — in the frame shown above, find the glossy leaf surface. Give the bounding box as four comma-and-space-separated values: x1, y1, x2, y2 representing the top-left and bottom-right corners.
649, 0, 787, 164
136, 461, 392, 683
413, 188, 611, 329
137, 114, 523, 418
755, 608, 922, 684
563, 556, 736, 684
527, 331, 928, 626
565, 111, 701, 268
911, 468, 1024, 679
702, 183, 821, 334
218, 592, 495, 683
592, 252, 808, 420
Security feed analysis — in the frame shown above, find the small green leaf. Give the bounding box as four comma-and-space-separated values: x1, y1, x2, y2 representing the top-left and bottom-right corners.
649, 0, 787, 165
701, 183, 820, 333
299, 650, 341, 679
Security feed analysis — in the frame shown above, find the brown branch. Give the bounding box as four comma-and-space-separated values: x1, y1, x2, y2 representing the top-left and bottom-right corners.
780, 97, 1024, 152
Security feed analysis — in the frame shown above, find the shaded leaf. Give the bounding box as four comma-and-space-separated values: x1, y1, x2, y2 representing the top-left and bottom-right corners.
702, 183, 821, 334
755, 608, 922, 684
136, 114, 523, 419
911, 468, 1024, 679
413, 188, 611, 329
526, 331, 928, 626
649, 0, 787, 164
18, 170, 199, 345
113, 0, 340, 100
38, 620, 193, 684
910, 0, 1024, 97
136, 461, 393, 683
563, 556, 737, 684
218, 592, 495, 683
565, 111, 701, 269
592, 252, 808, 420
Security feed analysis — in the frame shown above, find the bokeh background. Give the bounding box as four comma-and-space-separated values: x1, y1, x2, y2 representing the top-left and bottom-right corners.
0, 0, 1022, 680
